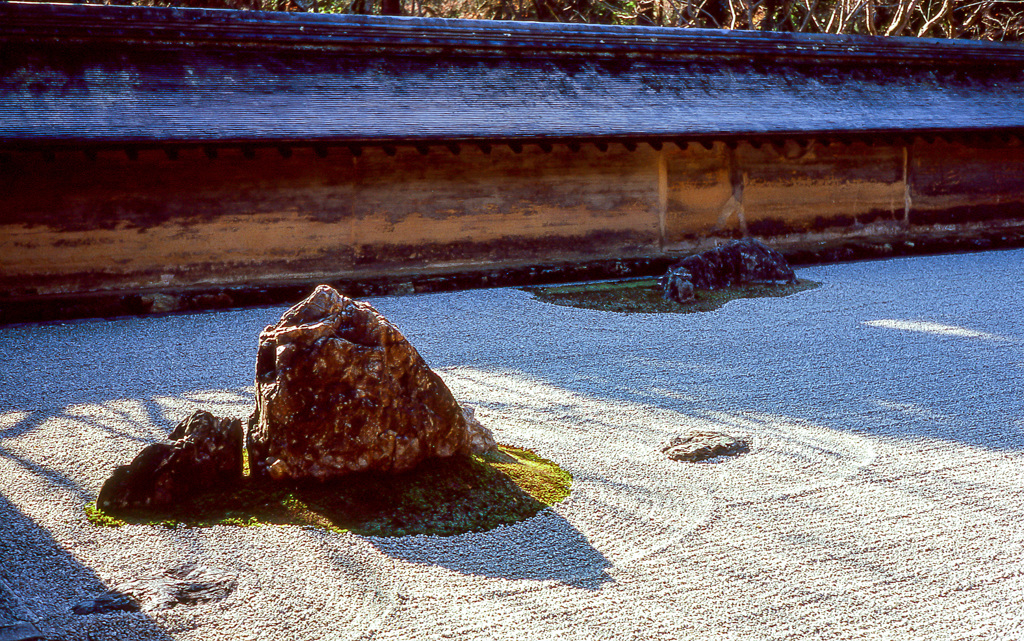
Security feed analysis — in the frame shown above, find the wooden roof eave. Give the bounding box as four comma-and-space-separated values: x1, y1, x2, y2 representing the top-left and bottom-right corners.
5, 2, 1024, 63
3, 2, 1024, 150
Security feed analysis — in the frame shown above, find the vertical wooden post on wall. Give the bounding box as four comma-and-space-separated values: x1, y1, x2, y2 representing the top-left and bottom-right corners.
657, 148, 668, 249
902, 145, 912, 228
716, 144, 748, 236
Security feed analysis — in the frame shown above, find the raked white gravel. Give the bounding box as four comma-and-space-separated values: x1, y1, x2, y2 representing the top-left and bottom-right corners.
1, 249, 1023, 640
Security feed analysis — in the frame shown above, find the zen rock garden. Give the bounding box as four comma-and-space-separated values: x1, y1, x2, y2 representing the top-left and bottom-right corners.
95, 247, 776, 525
75, 240, 792, 621
16, 242, 1018, 641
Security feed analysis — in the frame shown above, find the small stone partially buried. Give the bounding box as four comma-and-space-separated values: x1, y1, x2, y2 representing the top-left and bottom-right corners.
663, 431, 750, 462
96, 410, 243, 512
247, 284, 496, 481
72, 564, 236, 614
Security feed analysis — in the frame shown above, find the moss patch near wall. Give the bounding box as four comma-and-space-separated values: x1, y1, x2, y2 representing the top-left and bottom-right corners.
525, 278, 820, 314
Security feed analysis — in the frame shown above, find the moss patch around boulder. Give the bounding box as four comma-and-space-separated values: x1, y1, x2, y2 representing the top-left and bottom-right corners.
86, 445, 571, 538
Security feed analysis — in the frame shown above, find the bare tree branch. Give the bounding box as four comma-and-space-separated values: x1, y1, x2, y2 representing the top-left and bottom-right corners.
796, 0, 820, 30
917, 0, 952, 37
886, 0, 922, 35
865, 0, 878, 34
838, 0, 870, 32
951, 0, 996, 39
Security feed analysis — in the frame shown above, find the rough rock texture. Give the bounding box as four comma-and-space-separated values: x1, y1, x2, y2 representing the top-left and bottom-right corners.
248, 285, 495, 481
462, 405, 498, 454
660, 239, 797, 302
72, 565, 237, 614
96, 410, 243, 512
0, 622, 43, 641
662, 431, 750, 462
658, 266, 696, 304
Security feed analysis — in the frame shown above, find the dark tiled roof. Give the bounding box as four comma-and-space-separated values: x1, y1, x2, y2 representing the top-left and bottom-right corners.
3, 2, 1024, 147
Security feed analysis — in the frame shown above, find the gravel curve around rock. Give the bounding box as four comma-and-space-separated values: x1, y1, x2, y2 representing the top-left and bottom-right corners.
1, 249, 1023, 640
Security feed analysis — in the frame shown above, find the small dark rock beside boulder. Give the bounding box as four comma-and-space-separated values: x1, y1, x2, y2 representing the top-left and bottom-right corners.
97, 410, 243, 513
659, 239, 797, 303
663, 431, 749, 462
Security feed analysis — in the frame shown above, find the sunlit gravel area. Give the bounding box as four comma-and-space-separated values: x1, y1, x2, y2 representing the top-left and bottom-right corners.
1, 249, 1023, 640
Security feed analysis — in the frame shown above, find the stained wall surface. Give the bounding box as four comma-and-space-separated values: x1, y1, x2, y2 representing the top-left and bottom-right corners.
2, 138, 1022, 299
0, 143, 661, 296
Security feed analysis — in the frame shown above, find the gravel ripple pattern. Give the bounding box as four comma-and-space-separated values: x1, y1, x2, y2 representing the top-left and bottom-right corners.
1, 249, 1023, 640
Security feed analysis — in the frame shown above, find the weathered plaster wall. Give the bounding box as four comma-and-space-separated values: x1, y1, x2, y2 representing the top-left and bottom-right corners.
0, 143, 661, 296
662, 140, 906, 241
1, 138, 1022, 301
910, 139, 1024, 225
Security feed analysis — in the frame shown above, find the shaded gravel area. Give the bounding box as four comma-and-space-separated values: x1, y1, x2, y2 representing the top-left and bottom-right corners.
1, 249, 1023, 640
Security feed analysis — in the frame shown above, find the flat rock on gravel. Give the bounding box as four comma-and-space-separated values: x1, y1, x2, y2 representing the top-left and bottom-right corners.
662, 431, 749, 461
0, 623, 43, 641
2, 249, 1024, 640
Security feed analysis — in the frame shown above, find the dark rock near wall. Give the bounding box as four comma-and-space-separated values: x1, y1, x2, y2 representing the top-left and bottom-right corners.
682, 239, 797, 290
97, 411, 243, 512
659, 239, 796, 303
658, 265, 696, 304
248, 285, 495, 482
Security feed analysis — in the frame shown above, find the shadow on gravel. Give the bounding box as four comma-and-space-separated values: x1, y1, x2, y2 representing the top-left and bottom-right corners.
579, 323, 1024, 453
0, 398, 217, 504
0, 389, 253, 505
0, 493, 174, 641
367, 509, 613, 589
0, 308, 270, 411
0, 412, 93, 503
515, 354, 1024, 454
434, 303, 1024, 455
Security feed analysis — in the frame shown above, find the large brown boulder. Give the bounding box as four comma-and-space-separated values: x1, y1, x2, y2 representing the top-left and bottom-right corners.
97, 410, 243, 513
247, 285, 495, 481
